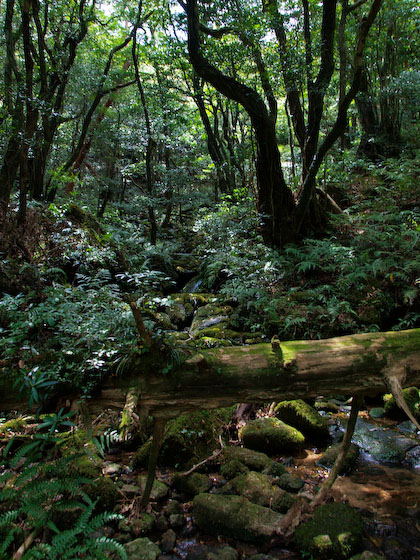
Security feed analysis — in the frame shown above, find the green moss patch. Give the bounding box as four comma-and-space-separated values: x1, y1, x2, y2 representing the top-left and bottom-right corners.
240, 418, 305, 455
0, 417, 27, 434
295, 502, 363, 559
275, 400, 329, 440
221, 459, 250, 479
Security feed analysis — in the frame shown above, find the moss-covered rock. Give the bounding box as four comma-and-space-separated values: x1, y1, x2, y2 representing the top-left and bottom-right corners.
240, 418, 304, 454
383, 387, 420, 420
220, 459, 250, 479
159, 408, 233, 468
193, 494, 283, 542
314, 400, 340, 413
317, 443, 360, 474
165, 301, 187, 326
72, 453, 102, 479
84, 477, 119, 512
172, 472, 212, 496
221, 447, 273, 471
154, 312, 177, 330
190, 303, 233, 334
369, 407, 386, 419
124, 537, 161, 560
294, 502, 363, 559
138, 476, 169, 500
207, 545, 239, 560
221, 471, 295, 513
124, 513, 156, 537
275, 473, 304, 493
262, 461, 286, 477
170, 293, 214, 308
275, 400, 329, 440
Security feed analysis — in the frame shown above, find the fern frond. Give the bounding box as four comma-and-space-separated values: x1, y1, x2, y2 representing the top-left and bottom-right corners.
88, 511, 123, 532
94, 536, 128, 559
0, 526, 17, 555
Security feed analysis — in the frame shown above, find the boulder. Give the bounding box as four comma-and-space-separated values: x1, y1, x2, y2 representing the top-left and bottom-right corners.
172, 473, 212, 497
294, 502, 363, 559
154, 312, 176, 331
351, 418, 417, 464
274, 472, 304, 493
275, 400, 329, 440
221, 447, 273, 471
220, 459, 249, 480
128, 513, 155, 537
83, 476, 119, 512
193, 494, 283, 542
240, 418, 304, 454
159, 408, 234, 468
134, 409, 234, 469
160, 529, 177, 553
368, 407, 385, 419
169, 513, 185, 528
350, 553, 385, 560
125, 537, 160, 560
221, 471, 294, 513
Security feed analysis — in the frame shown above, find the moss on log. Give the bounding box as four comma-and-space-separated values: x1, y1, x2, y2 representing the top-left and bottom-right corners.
1, 329, 420, 416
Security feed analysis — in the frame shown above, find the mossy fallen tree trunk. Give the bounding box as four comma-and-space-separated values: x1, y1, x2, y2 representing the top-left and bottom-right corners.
91, 328, 420, 418
1, 329, 419, 415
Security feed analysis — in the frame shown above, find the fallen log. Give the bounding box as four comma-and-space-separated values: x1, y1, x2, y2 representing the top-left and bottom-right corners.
89, 328, 420, 419
1, 329, 419, 416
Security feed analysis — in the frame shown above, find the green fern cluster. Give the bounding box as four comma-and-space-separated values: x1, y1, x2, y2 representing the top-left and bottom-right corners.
0, 440, 126, 559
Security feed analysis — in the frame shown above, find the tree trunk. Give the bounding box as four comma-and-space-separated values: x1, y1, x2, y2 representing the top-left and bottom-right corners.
186, 0, 297, 247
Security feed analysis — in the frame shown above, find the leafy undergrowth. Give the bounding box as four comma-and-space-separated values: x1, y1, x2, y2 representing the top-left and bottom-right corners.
1, 153, 420, 400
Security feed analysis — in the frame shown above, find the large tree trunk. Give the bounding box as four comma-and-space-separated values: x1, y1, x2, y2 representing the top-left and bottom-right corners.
5, 328, 418, 416
186, 0, 297, 247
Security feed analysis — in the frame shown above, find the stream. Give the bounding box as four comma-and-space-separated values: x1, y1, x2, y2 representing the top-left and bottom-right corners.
108, 404, 420, 560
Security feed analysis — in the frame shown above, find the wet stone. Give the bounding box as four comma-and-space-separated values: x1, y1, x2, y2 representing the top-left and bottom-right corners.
160, 529, 177, 553
207, 545, 239, 560
169, 513, 185, 528
351, 419, 417, 464
167, 499, 182, 515
404, 445, 420, 468
138, 476, 169, 500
